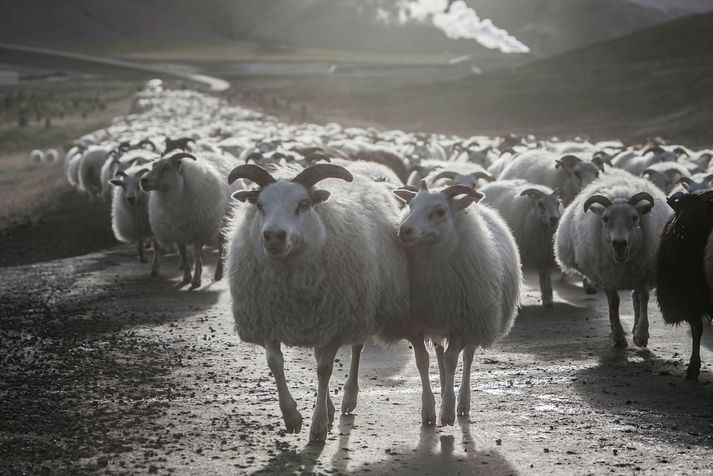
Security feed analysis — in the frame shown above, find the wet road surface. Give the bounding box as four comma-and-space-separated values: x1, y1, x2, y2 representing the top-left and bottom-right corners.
1, 245, 713, 474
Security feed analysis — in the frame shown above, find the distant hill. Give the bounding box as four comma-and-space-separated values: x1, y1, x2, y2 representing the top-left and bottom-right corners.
0, 0, 709, 64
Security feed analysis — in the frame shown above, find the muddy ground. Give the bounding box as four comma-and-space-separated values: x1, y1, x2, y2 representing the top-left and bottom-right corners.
1, 192, 713, 476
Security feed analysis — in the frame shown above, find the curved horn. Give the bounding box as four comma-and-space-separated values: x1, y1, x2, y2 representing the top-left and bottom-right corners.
641, 168, 657, 177
245, 152, 264, 164
115, 170, 127, 178
676, 176, 695, 186
292, 164, 353, 189
431, 170, 457, 182
703, 174, 713, 183
228, 164, 277, 187
628, 192, 654, 207
473, 171, 494, 182
303, 152, 331, 164
520, 188, 546, 199
138, 138, 156, 151
643, 145, 664, 155
441, 185, 483, 200
167, 152, 197, 162
583, 194, 612, 212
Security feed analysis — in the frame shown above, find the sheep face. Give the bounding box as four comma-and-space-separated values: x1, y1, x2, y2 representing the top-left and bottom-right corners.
585, 195, 654, 263
139, 153, 196, 192
394, 185, 483, 249
643, 169, 681, 194
248, 182, 328, 261
110, 168, 149, 207
521, 189, 563, 229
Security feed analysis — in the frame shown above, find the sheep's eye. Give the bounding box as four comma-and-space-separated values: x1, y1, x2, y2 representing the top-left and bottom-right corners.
296, 200, 310, 214
434, 208, 446, 218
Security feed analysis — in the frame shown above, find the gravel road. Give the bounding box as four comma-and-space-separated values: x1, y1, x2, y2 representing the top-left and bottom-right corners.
2, 235, 713, 474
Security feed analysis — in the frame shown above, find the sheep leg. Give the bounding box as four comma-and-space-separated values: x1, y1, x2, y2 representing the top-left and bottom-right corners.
605, 290, 627, 347
310, 343, 339, 442
632, 289, 649, 348
190, 244, 203, 289
150, 237, 160, 277
440, 337, 463, 426
265, 340, 302, 433
178, 243, 192, 284
214, 235, 224, 282
341, 344, 363, 415
435, 343, 446, 394
540, 266, 553, 308
686, 317, 703, 380
136, 241, 147, 264
408, 336, 437, 425
457, 344, 476, 417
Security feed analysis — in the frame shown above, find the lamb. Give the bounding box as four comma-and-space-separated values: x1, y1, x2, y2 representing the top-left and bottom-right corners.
224, 163, 409, 442
555, 173, 670, 348
387, 181, 521, 426
498, 151, 601, 205
109, 165, 155, 268
480, 180, 563, 307
656, 190, 713, 380
139, 151, 229, 288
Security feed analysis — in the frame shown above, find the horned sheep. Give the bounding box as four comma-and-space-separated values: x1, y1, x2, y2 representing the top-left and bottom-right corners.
388, 182, 521, 426
555, 173, 670, 348
224, 163, 409, 442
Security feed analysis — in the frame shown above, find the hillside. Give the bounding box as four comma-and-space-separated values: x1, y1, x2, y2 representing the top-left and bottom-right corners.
0, 0, 707, 64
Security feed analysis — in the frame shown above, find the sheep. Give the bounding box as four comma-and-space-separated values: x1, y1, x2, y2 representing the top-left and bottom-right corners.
225, 163, 409, 442
77, 146, 112, 200
480, 180, 563, 307
64, 144, 87, 188
555, 173, 670, 348
387, 181, 521, 426
109, 165, 155, 268
29, 149, 44, 164
100, 147, 158, 203
675, 174, 713, 193
641, 162, 691, 194
498, 151, 601, 205
139, 151, 230, 288
656, 190, 713, 380
44, 148, 59, 163
611, 146, 676, 176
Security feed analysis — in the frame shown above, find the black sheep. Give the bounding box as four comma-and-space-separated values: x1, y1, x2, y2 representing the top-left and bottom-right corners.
655, 190, 713, 380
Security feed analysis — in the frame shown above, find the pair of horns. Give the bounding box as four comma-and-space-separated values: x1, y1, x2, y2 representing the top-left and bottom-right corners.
408, 180, 483, 200
584, 192, 654, 212
228, 163, 353, 189
431, 170, 493, 183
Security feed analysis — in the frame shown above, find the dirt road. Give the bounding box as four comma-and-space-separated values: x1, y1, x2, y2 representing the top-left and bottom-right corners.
2, 228, 713, 474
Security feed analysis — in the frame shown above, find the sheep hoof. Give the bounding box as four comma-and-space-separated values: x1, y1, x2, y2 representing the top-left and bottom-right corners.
439, 394, 456, 426
613, 336, 628, 348
180, 274, 192, 285
542, 299, 554, 308
309, 420, 329, 443
213, 269, 223, 281
685, 364, 700, 381
190, 279, 201, 290
633, 334, 648, 348
421, 394, 437, 425
457, 399, 470, 417
341, 383, 359, 415
282, 408, 303, 434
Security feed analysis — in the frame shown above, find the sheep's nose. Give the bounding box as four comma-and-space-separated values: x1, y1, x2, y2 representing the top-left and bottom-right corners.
263, 229, 287, 243
399, 226, 414, 239
127, 196, 136, 206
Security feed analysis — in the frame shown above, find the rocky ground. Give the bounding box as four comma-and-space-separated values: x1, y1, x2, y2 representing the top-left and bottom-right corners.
1, 211, 713, 474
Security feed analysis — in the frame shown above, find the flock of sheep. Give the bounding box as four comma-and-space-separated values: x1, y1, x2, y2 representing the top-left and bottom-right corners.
56, 87, 713, 442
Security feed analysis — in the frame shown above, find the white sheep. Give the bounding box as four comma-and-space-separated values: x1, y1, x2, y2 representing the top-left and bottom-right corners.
641, 161, 691, 194
44, 148, 59, 163
100, 147, 158, 203
29, 149, 44, 164
64, 144, 86, 188
498, 151, 601, 205
139, 151, 230, 288
77, 146, 112, 200
389, 182, 521, 426
480, 180, 563, 307
109, 164, 155, 267
555, 173, 670, 348
225, 163, 409, 442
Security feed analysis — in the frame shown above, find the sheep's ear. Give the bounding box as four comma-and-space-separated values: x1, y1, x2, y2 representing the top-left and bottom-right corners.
393, 189, 416, 204
310, 189, 330, 204
451, 194, 482, 212
109, 178, 123, 187
635, 202, 654, 216
232, 190, 260, 203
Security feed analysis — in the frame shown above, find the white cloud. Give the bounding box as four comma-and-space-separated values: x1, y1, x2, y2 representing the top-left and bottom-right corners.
393, 0, 530, 54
